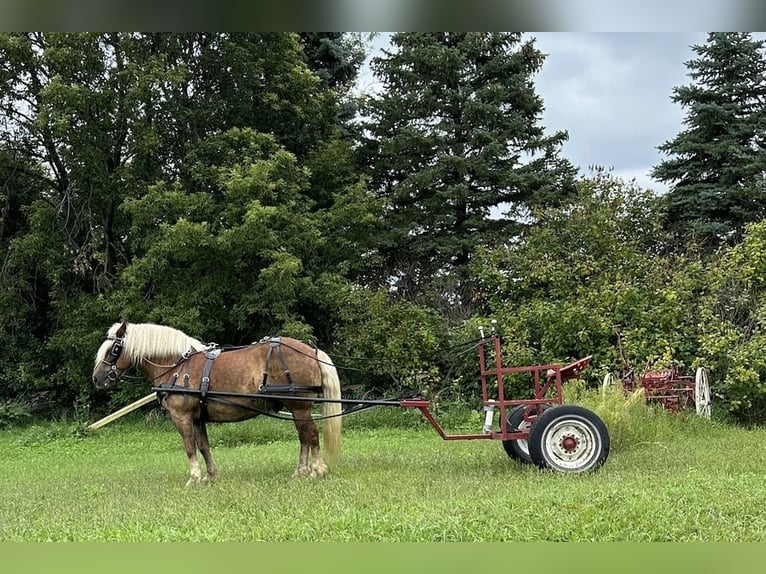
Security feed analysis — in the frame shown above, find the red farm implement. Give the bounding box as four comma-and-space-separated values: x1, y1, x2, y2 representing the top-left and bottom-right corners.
601, 329, 711, 418
602, 365, 711, 418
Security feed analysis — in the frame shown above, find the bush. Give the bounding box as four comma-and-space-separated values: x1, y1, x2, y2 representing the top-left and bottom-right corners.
0, 398, 31, 428
698, 221, 766, 423
333, 288, 447, 394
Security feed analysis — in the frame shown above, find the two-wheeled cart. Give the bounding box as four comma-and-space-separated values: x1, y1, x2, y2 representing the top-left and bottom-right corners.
398, 322, 610, 473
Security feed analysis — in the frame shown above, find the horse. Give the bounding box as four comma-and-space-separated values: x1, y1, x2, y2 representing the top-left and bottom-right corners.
91, 321, 342, 485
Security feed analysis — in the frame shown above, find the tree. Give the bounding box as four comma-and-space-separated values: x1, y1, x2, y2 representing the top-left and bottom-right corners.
0, 33, 365, 412
298, 32, 368, 138
298, 33, 366, 92
0, 33, 166, 293
652, 33, 766, 248
0, 33, 343, 294
0, 148, 49, 402
358, 32, 576, 312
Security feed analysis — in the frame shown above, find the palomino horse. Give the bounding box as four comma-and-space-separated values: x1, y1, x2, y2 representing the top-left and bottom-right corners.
92, 322, 342, 485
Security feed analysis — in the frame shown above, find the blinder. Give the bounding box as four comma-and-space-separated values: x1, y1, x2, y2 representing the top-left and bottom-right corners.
102, 336, 126, 383
108, 338, 124, 360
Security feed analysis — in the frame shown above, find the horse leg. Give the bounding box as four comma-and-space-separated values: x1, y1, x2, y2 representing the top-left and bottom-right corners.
168, 410, 203, 486
193, 419, 218, 482
291, 408, 328, 478
292, 411, 311, 478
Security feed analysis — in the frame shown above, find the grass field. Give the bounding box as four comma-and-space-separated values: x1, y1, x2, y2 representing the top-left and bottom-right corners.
1, 390, 765, 542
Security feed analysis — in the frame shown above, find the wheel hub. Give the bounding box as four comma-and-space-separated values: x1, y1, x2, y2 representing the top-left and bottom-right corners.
560, 434, 580, 452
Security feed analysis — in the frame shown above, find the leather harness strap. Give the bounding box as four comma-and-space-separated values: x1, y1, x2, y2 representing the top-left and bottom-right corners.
157, 340, 324, 416
260, 337, 295, 391
199, 348, 221, 419
153, 347, 198, 406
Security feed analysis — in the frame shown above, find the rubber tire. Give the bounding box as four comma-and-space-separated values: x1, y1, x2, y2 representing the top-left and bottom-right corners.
527, 404, 610, 473
502, 405, 550, 464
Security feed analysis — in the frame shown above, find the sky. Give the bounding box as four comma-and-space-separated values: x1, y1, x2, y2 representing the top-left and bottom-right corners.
531, 32, 706, 193
355, 32, 737, 194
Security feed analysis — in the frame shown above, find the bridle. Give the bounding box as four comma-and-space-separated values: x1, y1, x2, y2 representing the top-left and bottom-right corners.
100, 336, 128, 384
98, 334, 198, 386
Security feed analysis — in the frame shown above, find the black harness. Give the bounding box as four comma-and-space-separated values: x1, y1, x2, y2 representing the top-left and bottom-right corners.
260, 337, 294, 391
155, 346, 219, 417
259, 337, 324, 394
151, 337, 324, 421
199, 347, 221, 417
100, 336, 126, 384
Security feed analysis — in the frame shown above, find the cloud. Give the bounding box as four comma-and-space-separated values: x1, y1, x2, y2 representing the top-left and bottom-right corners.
532, 33, 708, 193
357, 32, 766, 195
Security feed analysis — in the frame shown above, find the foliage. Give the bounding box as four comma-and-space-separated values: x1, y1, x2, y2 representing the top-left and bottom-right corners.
359, 32, 576, 305
652, 33, 766, 249
298, 33, 367, 91
0, 399, 31, 428
471, 172, 705, 387
1, 32, 766, 426
698, 221, 766, 423
333, 288, 447, 394
0, 33, 369, 411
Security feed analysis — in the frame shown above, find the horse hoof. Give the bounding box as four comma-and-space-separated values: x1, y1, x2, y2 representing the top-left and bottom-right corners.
309, 462, 329, 478
292, 467, 310, 478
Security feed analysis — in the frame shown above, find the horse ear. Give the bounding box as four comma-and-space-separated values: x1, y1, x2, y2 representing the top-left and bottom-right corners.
115, 321, 128, 338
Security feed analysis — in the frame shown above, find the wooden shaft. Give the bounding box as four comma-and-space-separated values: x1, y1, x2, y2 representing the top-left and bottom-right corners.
87, 393, 157, 430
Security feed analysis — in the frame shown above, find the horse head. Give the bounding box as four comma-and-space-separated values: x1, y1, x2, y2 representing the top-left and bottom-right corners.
92, 321, 130, 389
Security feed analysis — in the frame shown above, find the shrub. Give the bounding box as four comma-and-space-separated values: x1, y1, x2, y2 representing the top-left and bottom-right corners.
0, 398, 31, 428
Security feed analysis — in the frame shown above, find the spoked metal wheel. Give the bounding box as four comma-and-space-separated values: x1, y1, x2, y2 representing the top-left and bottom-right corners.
695, 367, 712, 418
527, 405, 610, 473
601, 372, 617, 391
502, 404, 550, 464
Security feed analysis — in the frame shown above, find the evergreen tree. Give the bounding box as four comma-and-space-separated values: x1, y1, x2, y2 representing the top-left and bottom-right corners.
652, 32, 766, 248
298, 33, 368, 140
358, 32, 576, 310
298, 32, 366, 91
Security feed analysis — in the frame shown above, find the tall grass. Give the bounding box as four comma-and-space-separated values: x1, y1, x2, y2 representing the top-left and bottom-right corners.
1, 393, 764, 541
564, 379, 713, 450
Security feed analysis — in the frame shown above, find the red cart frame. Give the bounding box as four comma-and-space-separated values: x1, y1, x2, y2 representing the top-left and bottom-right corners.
401, 332, 592, 442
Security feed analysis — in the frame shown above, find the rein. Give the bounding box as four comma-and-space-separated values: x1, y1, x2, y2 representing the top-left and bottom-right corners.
153, 386, 420, 422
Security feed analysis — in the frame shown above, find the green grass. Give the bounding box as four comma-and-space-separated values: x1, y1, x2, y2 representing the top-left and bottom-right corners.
1, 392, 765, 541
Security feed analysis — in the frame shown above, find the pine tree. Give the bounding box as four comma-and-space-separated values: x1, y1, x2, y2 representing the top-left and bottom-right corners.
298, 32, 366, 91
359, 32, 575, 307
652, 32, 766, 248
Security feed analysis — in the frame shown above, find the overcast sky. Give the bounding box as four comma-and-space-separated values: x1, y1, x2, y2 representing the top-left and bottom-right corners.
531, 32, 709, 193
356, 32, 741, 194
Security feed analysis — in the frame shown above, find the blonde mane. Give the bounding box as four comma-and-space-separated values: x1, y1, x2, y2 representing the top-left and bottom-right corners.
95, 322, 206, 368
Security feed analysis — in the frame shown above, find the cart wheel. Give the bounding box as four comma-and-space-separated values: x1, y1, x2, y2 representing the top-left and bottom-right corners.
527, 405, 610, 473
502, 405, 550, 463
695, 367, 711, 419
601, 373, 617, 390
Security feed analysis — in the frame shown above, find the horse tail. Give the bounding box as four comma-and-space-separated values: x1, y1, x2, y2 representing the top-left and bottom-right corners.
317, 349, 342, 462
